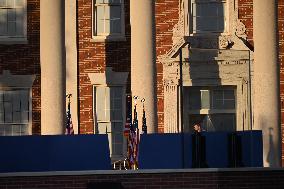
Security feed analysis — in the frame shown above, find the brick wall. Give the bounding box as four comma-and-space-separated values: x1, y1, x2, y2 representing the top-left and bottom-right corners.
155, 0, 180, 133
77, 0, 131, 134
0, 0, 41, 134
279, 0, 284, 165
1, 169, 284, 188
238, 0, 253, 42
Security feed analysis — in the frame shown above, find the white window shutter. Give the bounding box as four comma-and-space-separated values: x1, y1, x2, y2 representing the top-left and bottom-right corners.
105, 87, 111, 121
96, 87, 106, 121
96, 6, 104, 34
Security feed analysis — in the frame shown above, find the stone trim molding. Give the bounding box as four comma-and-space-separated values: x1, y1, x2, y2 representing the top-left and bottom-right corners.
88, 67, 129, 158
88, 67, 128, 86
0, 70, 36, 88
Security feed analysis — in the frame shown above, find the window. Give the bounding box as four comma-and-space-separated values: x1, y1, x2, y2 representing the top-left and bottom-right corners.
95, 86, 124, 157
191, 0, 226, 33
0, 89, 30, 136
187, 86, 236, 132
93, 0, 124, 39
0, 0, 26, 38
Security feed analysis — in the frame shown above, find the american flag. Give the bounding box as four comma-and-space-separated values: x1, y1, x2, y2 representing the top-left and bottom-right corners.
124, 95, 131, 137
127, 96, 139, 169
66, 94, 74, 135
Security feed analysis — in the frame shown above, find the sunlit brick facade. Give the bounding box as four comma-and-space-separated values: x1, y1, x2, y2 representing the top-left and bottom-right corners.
0, 0, 283, 166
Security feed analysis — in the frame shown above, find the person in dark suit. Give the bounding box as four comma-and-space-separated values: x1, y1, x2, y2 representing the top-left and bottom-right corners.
193, 123, 202, 133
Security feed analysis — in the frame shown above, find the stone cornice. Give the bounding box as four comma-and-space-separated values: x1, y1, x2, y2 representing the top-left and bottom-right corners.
88, 67, 128, 86
0, 70, 36, 88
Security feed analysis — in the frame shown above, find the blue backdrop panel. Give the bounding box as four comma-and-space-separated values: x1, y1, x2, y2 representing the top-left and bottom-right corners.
49, 135, 111, 171
237, 131, 263, 167
138, 133, 192, 169
0, 135, 50, 172
0, 134, 111, 173
203, 132, 229, 168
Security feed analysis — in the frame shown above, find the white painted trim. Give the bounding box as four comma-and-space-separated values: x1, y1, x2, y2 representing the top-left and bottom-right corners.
90, 35, 126, 42
88, 68, 129, 161
0, 70, 36, 135
0, 0, 27, 42
0, 70, 36, 88
92, 0, 125, 39
65, 0, 78, 134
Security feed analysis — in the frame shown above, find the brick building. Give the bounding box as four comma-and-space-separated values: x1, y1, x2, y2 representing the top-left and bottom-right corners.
0, 0, 283, 168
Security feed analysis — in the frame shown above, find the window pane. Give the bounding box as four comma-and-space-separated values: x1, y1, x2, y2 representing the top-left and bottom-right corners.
15, 0, 24, 7
108, 0, 121, 4
194, 3, 204, 17
12, 124, 21, 135
110, 6, 121, 33
217, 2, 225, 17
21, 111, 29, 123
202, 17, 218, 31
0, 125, 4, 135
96, 0, 104, 3
12, 91, 21, 111
110, 87, 122, 120
96, 6, 104, 34
21, 124, 28, 135
7, 0, 14, 7
210, 114, 235, 132
0, 112, 3, 123
224, 100, 235, 109
0, 0, 6, 7
212, 90, 222, 100
213, 99, 223, 109
20, 90, 29, 111
5, 124, 12, 135
8, 22, 16, 36
201, 90, 210, 109
217, 17, 225, 31
224, 90, 234, 99
8, 9, 16, 21
193, 2, 225, 32
16, 7, 24, 35
189, 89, 201, 109
4, 102, 12, 122
0, 9, 7, 35
13, 112, 21, 123
112, 122, 123, 156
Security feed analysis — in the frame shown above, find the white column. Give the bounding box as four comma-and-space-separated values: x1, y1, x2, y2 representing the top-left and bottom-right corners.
164, 85, 179, 133
253, 0, 280, 167
66, 0, 78, 134
130, 0, 157, 133
40, 0, 66, 135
